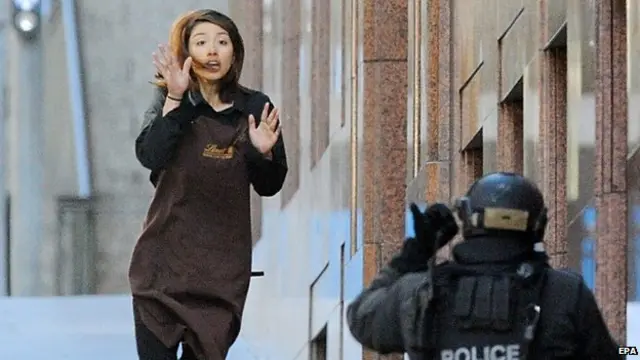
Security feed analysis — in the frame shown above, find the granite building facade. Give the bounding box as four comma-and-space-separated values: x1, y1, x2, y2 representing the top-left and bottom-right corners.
229, 0, 637, 358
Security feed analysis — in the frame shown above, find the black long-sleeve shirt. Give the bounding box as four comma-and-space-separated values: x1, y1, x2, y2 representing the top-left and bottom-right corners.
135, 86, 287, 196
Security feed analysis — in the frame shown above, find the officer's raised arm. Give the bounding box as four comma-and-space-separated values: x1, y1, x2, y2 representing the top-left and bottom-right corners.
346, 203, 459, 355
346, 260, 423, 354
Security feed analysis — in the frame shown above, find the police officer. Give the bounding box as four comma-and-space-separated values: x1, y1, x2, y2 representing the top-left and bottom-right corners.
347, 172, 622, 360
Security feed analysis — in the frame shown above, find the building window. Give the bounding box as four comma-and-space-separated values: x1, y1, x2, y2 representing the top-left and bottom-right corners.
581, 237, 595, 291
580, 206, 596, 291
405, 202, 427, 238
55, 196, 96, 295
633, 235, 640, 301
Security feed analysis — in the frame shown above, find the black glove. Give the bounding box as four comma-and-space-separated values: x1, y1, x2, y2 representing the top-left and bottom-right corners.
412, 203, 459, 252
389, 203, 459, 274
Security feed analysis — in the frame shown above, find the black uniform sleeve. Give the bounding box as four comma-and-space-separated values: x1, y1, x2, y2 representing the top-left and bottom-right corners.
346, 264, 427, 354
246, 95, 288, 197
574, 281, 624, 360
135, 87, 196, 172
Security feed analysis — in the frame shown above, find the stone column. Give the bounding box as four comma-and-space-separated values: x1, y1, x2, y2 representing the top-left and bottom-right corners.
359, 0, 408, 359
594, 0, 628, 343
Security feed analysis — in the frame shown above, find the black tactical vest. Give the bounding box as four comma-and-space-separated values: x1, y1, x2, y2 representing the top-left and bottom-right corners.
411, 261, 581, 360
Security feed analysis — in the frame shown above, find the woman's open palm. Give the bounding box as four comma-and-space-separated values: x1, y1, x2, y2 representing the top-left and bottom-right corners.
249, 103, 281, 155
153, 44, 193, 97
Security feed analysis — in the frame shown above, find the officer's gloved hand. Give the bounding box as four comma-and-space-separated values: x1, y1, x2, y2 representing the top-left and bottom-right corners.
414, 203, 459, 250
389, 203, 459, 274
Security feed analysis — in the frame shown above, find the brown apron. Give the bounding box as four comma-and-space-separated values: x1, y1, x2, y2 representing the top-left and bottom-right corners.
129, 109, 252, 360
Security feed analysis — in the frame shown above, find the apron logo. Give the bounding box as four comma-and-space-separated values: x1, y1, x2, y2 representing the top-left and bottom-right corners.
202, 143, 234, 159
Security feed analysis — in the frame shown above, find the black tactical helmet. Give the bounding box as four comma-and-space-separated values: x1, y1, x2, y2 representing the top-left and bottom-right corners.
454, 172, 548, 243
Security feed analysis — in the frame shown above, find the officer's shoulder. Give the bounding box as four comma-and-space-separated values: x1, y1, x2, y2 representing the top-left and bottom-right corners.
399, 270, 431, 284
393, 270, 432, 294
543, 267, 586, 307
546, 267, 585, 284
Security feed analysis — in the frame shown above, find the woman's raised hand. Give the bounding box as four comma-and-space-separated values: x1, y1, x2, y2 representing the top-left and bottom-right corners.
249, 103, 282, 156
153, 44, 193, 99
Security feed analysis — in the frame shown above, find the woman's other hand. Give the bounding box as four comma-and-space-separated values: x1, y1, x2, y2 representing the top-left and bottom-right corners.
153, 44, 193, 99
249, 103, 282, 157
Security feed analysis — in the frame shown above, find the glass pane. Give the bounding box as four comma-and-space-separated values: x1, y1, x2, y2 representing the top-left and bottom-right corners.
566, 0, 596, 273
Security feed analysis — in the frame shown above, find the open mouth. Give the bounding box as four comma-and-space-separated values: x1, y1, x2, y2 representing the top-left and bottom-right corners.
204, 61, 220, 71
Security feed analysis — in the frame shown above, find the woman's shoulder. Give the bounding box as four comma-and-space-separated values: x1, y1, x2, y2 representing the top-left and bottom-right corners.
237, 86, 273, 117
238, 86, 271, 105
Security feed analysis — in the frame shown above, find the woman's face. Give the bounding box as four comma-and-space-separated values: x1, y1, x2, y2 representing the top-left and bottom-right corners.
187, 21, 234, 82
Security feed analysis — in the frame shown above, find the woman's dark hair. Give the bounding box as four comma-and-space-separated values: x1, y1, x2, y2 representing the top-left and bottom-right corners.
154, 9, 246, 103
